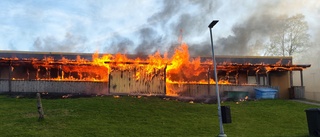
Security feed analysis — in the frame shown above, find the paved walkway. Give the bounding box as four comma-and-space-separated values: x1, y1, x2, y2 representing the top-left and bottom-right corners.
291, 99, 320, 106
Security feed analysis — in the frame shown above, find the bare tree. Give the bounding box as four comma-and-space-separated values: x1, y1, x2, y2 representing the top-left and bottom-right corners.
265, 14, 310, 56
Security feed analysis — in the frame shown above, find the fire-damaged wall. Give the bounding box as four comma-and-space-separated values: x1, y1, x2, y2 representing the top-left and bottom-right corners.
0, 62, 166, 95
0, 58, 111, 94
167, 84, 277, 99
0, 80, 108, 94
0, 63, 109, 81
109, 68, 166, 95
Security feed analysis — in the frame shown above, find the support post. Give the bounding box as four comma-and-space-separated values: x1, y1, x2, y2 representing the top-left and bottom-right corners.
255, 70, 259, 85
27, 68, 30, 80
289, 71, 293, 87
58, 65, 61, 80
108, 72, 111, 95
235, 71, 239, 85
37, 93, 44, 120
8, 61, 12, 93
207, 67, 211, 96
266, 72, 269, 86
300, 70, 304, 86
36, 67, 39, 80
48, 68, 51, 80
164, 65, 167, 95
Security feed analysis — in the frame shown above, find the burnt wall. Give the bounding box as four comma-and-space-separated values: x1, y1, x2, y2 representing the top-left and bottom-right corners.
0, 64, 108, 81
0, 80, 108, 94
166, 84, 278, 99
109, 68, 166, 96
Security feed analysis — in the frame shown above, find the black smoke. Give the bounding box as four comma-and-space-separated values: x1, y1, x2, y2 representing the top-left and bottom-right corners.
128, 0, 220, 56
134, 27, 164, 55
31, 0, 316, 58
214, 13, 284, 55
148, 0, 218, 56
128, 0, 282, 56
103, 33, 134, 54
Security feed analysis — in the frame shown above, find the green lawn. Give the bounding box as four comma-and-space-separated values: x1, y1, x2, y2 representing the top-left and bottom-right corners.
0, 95, 316, 137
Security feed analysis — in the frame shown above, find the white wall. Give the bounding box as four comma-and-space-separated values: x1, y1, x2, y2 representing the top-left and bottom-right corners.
293, 45, 320, 101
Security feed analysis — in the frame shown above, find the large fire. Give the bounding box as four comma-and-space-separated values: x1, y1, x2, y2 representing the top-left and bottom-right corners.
0, 43, 221, 83
1, 42, 309, 96
91, 43, 224, 85
2, 42, 307, 83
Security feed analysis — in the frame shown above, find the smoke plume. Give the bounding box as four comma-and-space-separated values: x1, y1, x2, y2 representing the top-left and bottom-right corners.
160, 0, 217, 56
128, 0, 318, 57
126, 0, 219, 56
107, 0, 288, 56
32, 32, 87, 52
30, 0, 319, 58
103, 34, 134, 54
134, 27, 164, 55
214, 13, 283, 55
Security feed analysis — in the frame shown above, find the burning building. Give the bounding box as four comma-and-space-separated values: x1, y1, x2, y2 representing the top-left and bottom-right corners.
0, 43, 310, 99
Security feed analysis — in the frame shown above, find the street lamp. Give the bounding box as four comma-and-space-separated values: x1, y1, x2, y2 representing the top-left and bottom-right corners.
208, 20, 227, 137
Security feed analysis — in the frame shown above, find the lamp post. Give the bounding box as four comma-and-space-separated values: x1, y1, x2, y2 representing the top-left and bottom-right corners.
208, 20, 227, 137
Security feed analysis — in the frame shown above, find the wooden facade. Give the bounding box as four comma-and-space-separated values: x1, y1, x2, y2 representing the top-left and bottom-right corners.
109, 68, 165, 95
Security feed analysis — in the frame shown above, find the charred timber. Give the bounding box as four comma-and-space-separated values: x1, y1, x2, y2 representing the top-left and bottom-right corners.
0, 58, 311, 71
104, 61, 172, 65
0, 59, 92, 66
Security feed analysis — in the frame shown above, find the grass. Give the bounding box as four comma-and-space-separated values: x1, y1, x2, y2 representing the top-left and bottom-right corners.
0, 95, 317, 137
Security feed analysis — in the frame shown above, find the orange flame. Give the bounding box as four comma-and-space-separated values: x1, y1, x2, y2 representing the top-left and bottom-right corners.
4, 42, 229, 85
91, 42, 226, 85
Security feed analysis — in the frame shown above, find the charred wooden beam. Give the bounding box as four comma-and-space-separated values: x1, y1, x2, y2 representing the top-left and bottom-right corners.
104, 61, 173, 66
104, 61, 149, 64
0, 58, 311, 72
8, 60, 12, 93
300, 70, 304, 86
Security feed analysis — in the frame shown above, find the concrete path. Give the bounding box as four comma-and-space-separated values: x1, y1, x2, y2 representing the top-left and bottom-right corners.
291, 99, 320, 106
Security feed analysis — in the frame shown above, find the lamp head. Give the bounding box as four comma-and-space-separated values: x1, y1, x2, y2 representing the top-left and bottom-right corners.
208, 20, 219, 28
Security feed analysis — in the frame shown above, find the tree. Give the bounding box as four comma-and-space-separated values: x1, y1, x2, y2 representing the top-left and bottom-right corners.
265, 14, 310, 56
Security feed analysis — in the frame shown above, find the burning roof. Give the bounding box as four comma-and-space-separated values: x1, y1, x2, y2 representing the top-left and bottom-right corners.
0, 43, 311, 84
